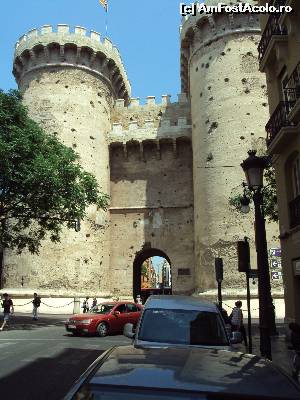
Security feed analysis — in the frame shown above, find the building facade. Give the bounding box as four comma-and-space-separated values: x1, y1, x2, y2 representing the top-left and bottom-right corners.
258, 0, 300, 323
2, 0, 280, 298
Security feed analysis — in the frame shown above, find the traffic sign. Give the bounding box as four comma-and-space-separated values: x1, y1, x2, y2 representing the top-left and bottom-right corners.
269, 248, 281, 257
271, 271, 282, 280
270, 259, 281, 269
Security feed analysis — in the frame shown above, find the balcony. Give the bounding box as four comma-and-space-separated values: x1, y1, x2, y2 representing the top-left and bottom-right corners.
258, 14, 288, 70
266, 101, 295, 146
289, 195, 300, 228
279, 0, 297, 29
285, 62, 300, 122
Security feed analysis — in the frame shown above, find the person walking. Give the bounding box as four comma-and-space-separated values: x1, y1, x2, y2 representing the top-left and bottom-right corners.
91, 297, 98, 312
0, 293, 14, 331
32, 293, 41, 320
82, 297, 90, 313
230, 300, 248, 347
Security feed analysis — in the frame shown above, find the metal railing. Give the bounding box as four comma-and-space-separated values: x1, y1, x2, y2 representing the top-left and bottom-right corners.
258, 14, 287, 62
289, 195, 300, 228
266, 101, 294, 145
285, 62, 300, 107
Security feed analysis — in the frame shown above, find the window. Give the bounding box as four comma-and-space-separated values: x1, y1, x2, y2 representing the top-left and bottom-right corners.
292, 156, 300, 199
280, 67, 288, 102
138, 308, 228, 346
115, 304, 127, 313
286, 152, 300, 228
94, 304, 114, 314
127, 303, 139, 313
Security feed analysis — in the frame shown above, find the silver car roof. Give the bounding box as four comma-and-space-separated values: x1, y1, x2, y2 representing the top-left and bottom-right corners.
87, 346, 300, 398
143, 295, 219, 312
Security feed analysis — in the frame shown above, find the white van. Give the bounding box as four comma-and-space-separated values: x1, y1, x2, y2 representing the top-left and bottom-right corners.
124, 295, 241, 348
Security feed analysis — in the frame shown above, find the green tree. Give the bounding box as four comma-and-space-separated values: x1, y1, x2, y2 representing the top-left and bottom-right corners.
0, 90, 109, 254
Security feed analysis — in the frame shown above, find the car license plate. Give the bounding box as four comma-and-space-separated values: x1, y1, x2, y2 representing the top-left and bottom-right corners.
68, 324, 76, 329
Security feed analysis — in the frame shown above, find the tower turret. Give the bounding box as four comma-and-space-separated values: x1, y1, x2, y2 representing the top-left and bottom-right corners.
180, 0, 279, 290
4, 25, 130, 294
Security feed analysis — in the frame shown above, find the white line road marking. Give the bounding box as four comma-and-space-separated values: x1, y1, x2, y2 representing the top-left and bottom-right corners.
0, 339, 72, 341
0, 342, 18, 346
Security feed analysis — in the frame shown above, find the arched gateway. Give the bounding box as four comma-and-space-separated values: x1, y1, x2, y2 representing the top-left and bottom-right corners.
133, 248, 172, 303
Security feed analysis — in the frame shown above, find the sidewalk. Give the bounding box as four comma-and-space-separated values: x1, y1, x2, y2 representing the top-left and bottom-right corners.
234, 334, 295, 378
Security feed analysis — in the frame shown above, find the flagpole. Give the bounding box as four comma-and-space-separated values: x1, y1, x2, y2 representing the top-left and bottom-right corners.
105, 2, 108, 37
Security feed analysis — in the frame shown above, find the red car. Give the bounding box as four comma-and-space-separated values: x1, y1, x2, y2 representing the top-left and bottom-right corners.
65, 301, 142, 337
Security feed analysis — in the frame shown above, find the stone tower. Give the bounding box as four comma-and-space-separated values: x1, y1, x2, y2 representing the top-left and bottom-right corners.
180, 0, 279, 290
5, 25, 130, 293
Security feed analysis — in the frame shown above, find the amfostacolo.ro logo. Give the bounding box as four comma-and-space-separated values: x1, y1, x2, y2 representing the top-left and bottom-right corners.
180, 2, 293, 16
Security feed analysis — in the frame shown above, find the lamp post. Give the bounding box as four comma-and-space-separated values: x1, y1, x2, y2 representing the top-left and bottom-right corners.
241, 150, 276, 360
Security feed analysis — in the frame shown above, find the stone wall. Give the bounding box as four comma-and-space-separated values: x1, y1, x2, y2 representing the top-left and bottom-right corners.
181, 8, 281, 291
4, 26, 129, 295
109, 136, 195, 295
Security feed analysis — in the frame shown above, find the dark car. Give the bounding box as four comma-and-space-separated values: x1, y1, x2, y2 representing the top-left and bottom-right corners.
65, 301, 142, 337
64, 345, 300, 400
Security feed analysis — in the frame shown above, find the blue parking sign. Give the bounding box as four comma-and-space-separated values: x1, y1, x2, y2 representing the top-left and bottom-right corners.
269, 248, 281, 257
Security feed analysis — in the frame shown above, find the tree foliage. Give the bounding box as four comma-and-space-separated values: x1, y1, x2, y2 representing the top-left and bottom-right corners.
0, 90, 109, 254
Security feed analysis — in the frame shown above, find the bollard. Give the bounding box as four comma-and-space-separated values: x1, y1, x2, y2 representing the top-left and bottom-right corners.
73, 297, 80, 314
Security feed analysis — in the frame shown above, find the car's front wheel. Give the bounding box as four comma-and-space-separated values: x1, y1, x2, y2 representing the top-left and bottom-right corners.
97, 322, 108, 337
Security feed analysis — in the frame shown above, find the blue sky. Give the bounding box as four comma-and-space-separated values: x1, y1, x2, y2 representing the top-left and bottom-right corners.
0, 0, 192, 102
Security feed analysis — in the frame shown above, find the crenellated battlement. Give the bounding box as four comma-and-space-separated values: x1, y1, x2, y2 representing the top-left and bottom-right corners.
110, 115, 191, 142
115, 93, 188, 108
180, 1, 260, 94
13, 24, 130, 102
111, 93, 191, 135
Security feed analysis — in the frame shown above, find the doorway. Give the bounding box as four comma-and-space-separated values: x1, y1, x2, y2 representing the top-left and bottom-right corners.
133, 248, 172, 304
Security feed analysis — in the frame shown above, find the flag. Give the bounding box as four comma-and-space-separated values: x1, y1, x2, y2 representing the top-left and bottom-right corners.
99, 0, 108, 11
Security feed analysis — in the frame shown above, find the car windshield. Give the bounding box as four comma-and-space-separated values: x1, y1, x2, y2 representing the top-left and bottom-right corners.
138, 308, 228, 346
91, 304, 115, 314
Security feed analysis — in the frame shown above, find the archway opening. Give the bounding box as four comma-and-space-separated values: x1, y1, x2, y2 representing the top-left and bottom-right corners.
133, 248, 172, 304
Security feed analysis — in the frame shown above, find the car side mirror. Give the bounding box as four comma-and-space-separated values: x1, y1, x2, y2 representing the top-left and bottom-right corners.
113, 311, 121, 317
230, 331, 242, 344
123, 323, 135, 339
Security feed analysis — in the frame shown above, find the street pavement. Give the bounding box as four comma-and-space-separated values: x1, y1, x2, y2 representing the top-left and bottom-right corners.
0, 314, 297, 400
0, 313, 131, 400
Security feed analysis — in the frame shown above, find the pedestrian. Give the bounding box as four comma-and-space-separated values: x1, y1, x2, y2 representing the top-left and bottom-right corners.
32, 293, 41, 320
136, 295, 142, 305
91, 297, 98, 312
82, 297, 90, 313
0, 293, 14, 331
230, 300, 248, 347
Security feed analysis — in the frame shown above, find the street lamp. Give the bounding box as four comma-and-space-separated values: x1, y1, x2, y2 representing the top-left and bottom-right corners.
241, 150, 276, 360
240, 184, 251, 214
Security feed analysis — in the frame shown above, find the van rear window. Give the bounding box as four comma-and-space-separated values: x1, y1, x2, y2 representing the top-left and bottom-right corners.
138, 308, 228, 346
